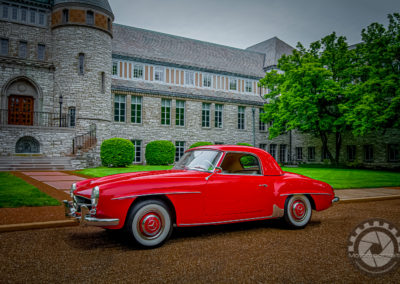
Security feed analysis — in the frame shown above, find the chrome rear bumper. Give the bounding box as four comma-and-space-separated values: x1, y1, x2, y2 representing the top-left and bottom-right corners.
332, 196, 340, 204
63, 200, 119, 227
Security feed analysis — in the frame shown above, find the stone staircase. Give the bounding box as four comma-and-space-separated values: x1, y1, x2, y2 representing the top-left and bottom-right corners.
0, 155, 74, 171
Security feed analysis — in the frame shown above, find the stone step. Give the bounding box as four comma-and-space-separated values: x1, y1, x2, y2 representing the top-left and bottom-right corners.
0, 156, 74, 171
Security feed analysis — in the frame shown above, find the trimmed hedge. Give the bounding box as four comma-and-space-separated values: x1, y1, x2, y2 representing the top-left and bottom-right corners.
236, 142, 253, 147
100, 138, 135, 167
189, 141, 213, 149
145, 140, 175, 165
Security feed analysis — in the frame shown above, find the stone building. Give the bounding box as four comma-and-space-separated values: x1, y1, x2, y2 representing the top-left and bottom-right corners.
0, 0, 399, 170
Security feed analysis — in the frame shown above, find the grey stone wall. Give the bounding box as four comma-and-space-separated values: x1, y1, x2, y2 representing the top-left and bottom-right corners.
51, 25, 112, 135
0, 125, 75, 157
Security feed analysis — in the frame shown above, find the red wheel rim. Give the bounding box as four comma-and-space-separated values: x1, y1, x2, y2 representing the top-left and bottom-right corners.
291, 200, 306, 221
139, 212, 162, 237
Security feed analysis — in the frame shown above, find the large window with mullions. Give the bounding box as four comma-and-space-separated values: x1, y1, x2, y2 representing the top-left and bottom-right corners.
161, 98, 171, 125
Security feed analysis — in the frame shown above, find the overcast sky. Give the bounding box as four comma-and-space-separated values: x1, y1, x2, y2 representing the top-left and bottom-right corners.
111, 0, 400, 49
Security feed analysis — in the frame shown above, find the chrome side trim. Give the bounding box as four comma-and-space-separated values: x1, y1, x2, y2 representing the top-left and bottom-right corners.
179, 204, 284, 226
280, 193, 331, 196
111, 191, 202, 200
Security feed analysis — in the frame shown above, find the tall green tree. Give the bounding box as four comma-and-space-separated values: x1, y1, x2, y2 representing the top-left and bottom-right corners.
343, 13, 400, 135
259, 33, 352, 164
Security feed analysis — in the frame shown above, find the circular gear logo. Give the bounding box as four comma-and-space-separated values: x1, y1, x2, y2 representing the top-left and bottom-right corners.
348, 218, 400, 276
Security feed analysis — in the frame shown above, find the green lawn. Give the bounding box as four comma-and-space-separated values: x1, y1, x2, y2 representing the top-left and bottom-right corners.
281, 167, 400, 189
0, 172, 60, 208
78, 165, 173, 178
78, 165, 400, 189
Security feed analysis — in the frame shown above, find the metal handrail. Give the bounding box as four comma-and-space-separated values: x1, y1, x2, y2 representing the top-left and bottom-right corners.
72, 124, 97, 154
0, 109, 73, 128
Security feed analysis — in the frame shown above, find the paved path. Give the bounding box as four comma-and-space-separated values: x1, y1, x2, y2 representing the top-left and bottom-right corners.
21, 171, 86, 195
336, 187, 400, 202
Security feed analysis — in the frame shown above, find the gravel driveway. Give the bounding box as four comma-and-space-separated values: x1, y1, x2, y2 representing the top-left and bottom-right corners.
1, 199, 400, 283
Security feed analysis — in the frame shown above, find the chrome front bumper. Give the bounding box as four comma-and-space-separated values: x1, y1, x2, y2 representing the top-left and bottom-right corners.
332, 196, 340, 204
63, 200, 119, 227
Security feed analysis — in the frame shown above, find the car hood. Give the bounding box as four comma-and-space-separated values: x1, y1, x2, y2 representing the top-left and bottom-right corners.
74, 169, 208, 198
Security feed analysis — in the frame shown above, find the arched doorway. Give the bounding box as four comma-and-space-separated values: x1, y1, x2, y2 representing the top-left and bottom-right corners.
15, 136, 40, 153
2, 77, 39, 126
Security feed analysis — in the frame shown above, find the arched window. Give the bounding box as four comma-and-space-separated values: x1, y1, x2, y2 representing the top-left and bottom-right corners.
15, 136, 40, 153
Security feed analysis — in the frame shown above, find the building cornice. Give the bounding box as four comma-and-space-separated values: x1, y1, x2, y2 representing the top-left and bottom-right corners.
111, 85, 264, 107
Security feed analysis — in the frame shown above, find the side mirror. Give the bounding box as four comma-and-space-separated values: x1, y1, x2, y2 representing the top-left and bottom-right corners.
205, 167, 222, 181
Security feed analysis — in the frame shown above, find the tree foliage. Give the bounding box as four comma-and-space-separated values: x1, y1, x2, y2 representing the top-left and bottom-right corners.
343, 13, 400, 135
259, 33, 351, 164
259, 14, 400, 165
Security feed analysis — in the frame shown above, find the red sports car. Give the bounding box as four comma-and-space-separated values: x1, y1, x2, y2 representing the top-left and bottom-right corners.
64, 145, 339, 248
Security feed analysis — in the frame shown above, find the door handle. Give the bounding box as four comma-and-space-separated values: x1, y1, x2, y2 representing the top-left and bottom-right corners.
258, 184, 268, 187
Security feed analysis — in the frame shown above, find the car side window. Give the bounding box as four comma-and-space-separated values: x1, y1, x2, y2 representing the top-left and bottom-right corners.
220, 153, 261, 175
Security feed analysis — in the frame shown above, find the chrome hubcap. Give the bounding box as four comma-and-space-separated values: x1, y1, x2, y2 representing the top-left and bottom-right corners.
139, 213, 162, 237
291, 200, 306, 221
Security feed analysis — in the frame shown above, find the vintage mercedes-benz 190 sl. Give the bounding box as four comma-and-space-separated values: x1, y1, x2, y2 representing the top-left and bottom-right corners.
64, 145, 339, 248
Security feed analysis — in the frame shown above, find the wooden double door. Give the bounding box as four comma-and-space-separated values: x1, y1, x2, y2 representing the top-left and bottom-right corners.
8, 95, 34, 126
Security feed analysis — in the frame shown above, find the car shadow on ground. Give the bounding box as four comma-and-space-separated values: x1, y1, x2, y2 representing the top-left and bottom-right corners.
63, 218, 322, 251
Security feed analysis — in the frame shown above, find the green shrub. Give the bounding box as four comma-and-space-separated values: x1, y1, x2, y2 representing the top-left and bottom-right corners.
189, 141, 213, 149
236, 142, 253, 147
236, 143, 254, 166
100, 138, 135, 167
145, 140, 175, 165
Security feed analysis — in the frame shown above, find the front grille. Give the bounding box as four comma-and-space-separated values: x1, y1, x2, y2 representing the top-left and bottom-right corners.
73, 195, 92, 212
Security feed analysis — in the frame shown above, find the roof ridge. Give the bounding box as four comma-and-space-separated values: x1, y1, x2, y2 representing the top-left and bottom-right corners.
113, 23, 265, 55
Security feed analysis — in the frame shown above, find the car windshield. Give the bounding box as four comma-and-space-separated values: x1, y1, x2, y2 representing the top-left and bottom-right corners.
174, 150, 222, 172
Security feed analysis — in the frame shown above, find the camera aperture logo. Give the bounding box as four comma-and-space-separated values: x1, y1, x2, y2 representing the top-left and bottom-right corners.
347, 218, 400, 276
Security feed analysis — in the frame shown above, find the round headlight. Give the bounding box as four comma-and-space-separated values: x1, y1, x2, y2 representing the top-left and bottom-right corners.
70, 183, 76, 198
91, 186, 100, 207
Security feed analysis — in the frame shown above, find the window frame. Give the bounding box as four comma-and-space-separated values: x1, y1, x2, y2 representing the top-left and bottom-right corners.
68, 107, 76, 127
295, 147, 303, 161
86, 10, 94, 25
214, 104, 223, 128
133, 64, 144, 79
175, 100, 185, 127
388, 144, 399, 162
259, 108, 266, 131
78, 53, 85, 75
154, 66, 165, 82
0, 38, 9, 56
202, 103, 211, 128
229, 78, 237, 91
237, 106, 245, 129
364, 145, 374, 162
175, 141, 185, 162
37, 43, 45, 61
114, 94, 126, 122
131, 140, 142, 163
161, 98, 171, 125
19, 41, 27, 58
347, 145, 356, 162
245, 80, 253, 93
185, 70, 194, 86
307, 147, 315, 161
203, 73, 212, 88
112, 61, 118, 76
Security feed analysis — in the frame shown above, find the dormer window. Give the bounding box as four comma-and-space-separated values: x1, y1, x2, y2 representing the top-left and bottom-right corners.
86, 11, 94, 25
62, 9, 69, 23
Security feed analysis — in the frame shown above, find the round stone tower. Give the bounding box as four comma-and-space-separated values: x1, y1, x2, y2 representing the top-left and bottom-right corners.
50, 0, 114, 142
